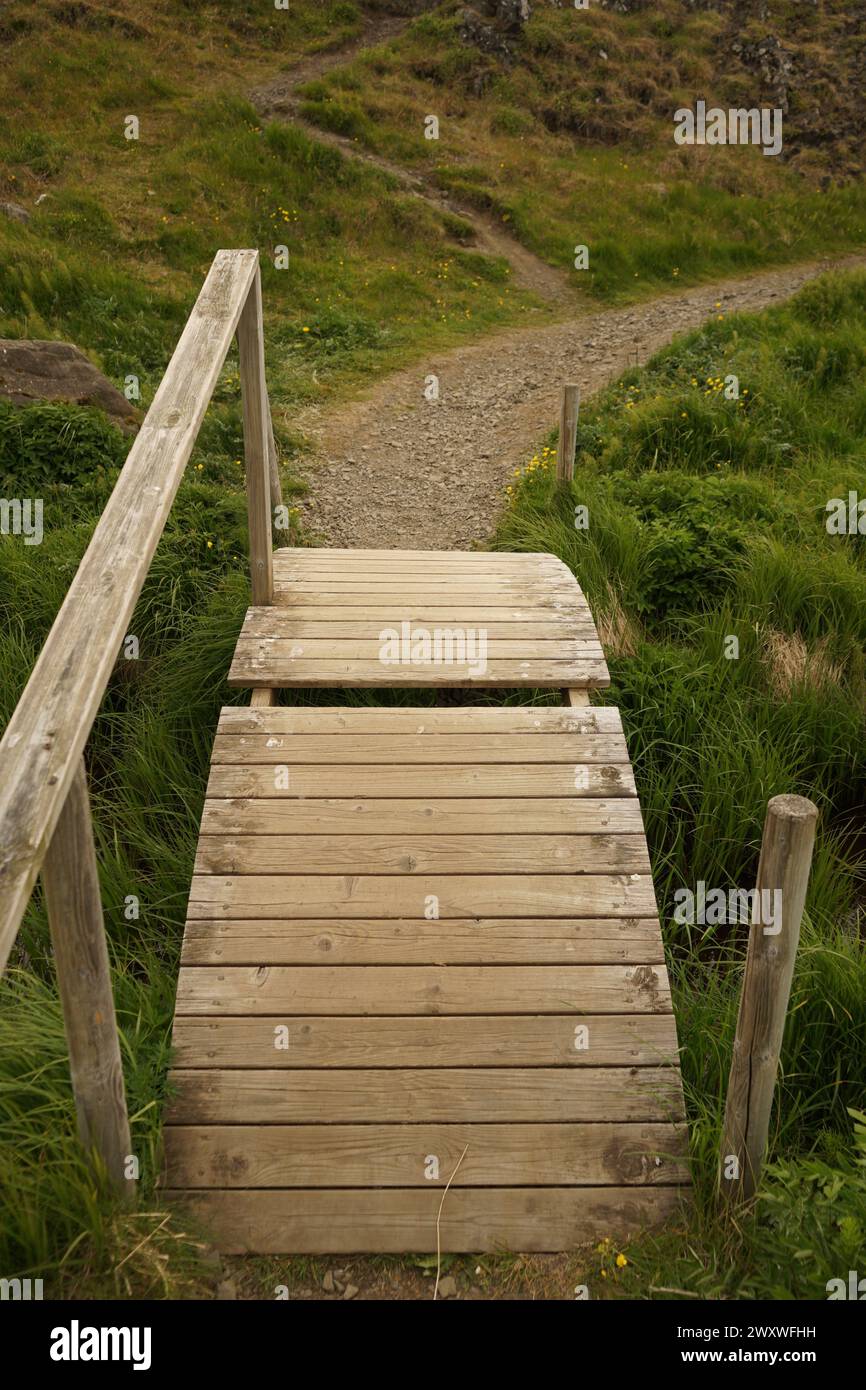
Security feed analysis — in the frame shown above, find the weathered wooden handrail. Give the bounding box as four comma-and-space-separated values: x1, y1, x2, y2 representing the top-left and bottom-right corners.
0, 249, 278, 1188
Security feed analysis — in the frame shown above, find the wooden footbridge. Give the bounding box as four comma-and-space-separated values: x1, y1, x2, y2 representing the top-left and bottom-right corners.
0, 251, 689, 1255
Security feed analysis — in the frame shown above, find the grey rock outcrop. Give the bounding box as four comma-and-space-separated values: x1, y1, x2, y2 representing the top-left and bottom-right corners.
0, 340, 136, 430
0, 201, 30, 224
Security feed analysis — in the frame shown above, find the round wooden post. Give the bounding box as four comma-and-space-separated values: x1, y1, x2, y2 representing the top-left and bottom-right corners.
556, 383, 580, 485
720, 794, 818, 1203
238, 264, 275, 606
42, 758, 134, 1199
267, 407, 283, 513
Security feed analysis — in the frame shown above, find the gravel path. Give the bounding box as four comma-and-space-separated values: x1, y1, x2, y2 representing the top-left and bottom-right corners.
253, 23, 865, 550
290, 252, 866, 550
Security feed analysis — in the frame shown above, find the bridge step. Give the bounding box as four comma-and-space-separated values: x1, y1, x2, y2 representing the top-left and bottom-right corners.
228, 549, 610, 688
164, 703, 689, 1252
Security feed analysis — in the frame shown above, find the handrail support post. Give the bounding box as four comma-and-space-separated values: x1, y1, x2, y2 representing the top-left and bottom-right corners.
42, 758, 134, 1200
238, 265, 275, 605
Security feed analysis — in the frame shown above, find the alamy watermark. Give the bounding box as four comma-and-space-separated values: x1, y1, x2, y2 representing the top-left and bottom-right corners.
0, 498, 43, 545
379, 621, 488, 678
1, 1276, 43, 1299
674, 880, 782, 934
674, 100, 783, 158
826, 1270, 866, 1300
49, 1321, 151, 1370
826, 492, 866, 535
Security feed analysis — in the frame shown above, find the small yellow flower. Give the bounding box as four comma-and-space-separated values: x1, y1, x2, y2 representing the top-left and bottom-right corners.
206, 540, 213, 549
616, 1253, 628, 1269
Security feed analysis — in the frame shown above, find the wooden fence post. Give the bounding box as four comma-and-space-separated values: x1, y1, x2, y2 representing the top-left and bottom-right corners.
267, 405, 283, 513
238, 264, 275, 606
719, 794, 818, 1203
41, 758, 134, 1199
556, 383, 580, 485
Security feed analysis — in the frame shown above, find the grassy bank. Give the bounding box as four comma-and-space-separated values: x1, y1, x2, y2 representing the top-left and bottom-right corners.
0, 0, 540, 468
297, 0, 866, 301
494, 267, 866, 1297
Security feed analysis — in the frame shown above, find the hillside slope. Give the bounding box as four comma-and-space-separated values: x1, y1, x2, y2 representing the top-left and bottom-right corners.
1, 0, 865, 425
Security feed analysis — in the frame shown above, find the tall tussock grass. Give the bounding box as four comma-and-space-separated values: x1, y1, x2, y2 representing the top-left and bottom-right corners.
496, 271, 866, 1296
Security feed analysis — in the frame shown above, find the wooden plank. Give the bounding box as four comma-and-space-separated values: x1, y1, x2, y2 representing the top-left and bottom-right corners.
193, 832, 650, 876
173, 962, 671, 1013
41, 759, 132, 1196
170, 1012, 680, 1067
206, 764, 636, 798
237, 264, 274, 607
264, 611, 589, 628
270, 588, 584, 603
163, 1121, 690, 1189
241, 620, 595, 638
216, 705, 623, 735
165, 1067, 685, 1123
274, 563, 572, 577
271, 590, 585, 608
179, 916, 664, 966
565, 688, 591, 708
185, 873, 657, 920
274, 551, 565, 561
248, 688, 276, 708
228, 661, 609, 687
271, 572, 575, 583
231, 639, 601, 660
0, 249, 259, 968
274, 548, 564, 562
199, 797, 645, 837
210, 733, 628, 765
164, 1186, 685, 1253
271, 571, 573, 581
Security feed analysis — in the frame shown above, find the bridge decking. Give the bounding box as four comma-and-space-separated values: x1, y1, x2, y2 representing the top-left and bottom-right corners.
163, 550, 689, 1253
228, 548, 608, 687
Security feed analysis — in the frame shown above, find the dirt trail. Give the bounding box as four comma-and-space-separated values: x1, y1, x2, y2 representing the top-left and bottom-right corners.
251, 18, 572, 304
288, 252, 866, 550
253, 25, 865, 550
253, 12, 411, 99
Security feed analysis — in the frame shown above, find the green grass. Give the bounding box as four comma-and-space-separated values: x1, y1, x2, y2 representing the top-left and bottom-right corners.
295, 0, 866, 302
0, 0, 542, 451
493, 268, 866, 1296
0, 391, 261, 1293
